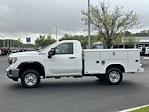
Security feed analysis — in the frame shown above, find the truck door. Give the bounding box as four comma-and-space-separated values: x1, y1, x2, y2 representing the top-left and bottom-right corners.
47, 42, 78, 76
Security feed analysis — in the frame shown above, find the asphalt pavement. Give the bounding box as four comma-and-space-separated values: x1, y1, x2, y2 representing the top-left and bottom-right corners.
0, 56, 149, 112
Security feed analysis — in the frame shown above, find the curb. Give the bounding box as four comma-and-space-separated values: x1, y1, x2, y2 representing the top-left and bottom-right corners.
119, 105, 149, 112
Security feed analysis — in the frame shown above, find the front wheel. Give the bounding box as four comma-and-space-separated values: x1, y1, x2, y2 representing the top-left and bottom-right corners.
21, 69, 40, 88
105, 68, 123, 85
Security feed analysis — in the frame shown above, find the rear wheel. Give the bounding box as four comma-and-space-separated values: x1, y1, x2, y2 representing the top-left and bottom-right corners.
105, 68, 123, 85
21, 69, 40, 88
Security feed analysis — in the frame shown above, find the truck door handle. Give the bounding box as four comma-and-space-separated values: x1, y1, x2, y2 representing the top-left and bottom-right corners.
69, 57, 75, 59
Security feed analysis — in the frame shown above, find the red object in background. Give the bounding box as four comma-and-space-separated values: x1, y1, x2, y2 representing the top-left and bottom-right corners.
0, 48, 9, 55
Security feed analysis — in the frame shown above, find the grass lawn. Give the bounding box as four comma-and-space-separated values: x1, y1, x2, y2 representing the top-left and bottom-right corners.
130, 106, 149, 112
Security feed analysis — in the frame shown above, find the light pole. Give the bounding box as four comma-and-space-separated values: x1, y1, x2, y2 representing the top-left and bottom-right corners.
88, 0, 91, 49
54, 25, 58, 41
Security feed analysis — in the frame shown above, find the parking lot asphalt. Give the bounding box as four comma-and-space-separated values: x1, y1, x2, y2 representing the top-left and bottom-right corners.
0, 56, 149, 112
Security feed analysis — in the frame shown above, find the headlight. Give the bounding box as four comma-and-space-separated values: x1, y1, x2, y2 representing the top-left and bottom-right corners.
8, 57, 17, 65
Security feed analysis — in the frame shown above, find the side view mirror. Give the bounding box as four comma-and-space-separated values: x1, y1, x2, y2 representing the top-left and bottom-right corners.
48, 48, 56, 58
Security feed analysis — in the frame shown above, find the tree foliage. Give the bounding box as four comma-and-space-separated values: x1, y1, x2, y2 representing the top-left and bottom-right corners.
133, 30, 149, 37
0, 39, 22, 47
35, 35, 56, 47
82, 2, 139, 48
60, 34, 101, 48
124, 30, 149, 37
123, 37, 139, 45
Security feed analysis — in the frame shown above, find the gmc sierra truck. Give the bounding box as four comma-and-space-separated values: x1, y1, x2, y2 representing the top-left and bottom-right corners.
7, 40, 144, 88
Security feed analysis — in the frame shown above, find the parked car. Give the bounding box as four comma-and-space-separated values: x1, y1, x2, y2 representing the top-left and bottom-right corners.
144, 47, 149, 56
23, 48, 36, 51
0, 48, 9, 55
139, 47, 148, 56
91, 42, 105, 49
10, 47, 19, 53
18, 48, 25, 52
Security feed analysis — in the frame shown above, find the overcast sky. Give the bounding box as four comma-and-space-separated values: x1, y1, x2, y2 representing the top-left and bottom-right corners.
0, 0, 149, 41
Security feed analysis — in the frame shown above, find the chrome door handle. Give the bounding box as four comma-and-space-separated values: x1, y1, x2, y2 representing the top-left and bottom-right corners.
69, 57, 75, 59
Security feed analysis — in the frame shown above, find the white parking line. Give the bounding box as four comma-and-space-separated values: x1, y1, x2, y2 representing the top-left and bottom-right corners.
119, 105, 149, 112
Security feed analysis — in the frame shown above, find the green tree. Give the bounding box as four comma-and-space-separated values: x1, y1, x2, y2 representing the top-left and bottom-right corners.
60, 34, 88, 48
35, 35, 56, 47
0, 39, 22, 47
35, 35, 45, 47
44, 35, 56, 46
123, 37, 139, 46
82, 2, 139, 48
60, 34, 101, 48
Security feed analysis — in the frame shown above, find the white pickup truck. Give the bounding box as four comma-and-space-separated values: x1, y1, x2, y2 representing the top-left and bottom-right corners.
7, 40, 144, 88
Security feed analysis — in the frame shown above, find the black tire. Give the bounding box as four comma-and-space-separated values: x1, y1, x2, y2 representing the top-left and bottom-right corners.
21, 69, 40, 88
105, 68, 123, 85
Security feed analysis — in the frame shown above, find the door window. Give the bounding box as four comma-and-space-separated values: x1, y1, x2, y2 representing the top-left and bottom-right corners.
55, 43, 73, 54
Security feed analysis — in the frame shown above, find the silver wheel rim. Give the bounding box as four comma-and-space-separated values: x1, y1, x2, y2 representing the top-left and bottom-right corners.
109, 71, 120, 83
24, 73, 37, 86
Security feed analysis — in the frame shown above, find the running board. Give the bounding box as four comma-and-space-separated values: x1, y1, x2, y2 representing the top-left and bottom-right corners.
45, 75, 82, 79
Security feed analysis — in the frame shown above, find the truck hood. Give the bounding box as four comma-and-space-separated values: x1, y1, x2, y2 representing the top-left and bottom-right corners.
9, 51, 40, 57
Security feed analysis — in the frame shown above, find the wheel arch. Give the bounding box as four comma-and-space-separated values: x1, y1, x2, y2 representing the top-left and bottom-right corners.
17, 62, 45, 78
106, 64, 125, 73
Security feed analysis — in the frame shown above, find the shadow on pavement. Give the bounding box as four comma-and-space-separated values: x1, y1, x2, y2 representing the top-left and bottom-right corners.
6, 79, 142, 91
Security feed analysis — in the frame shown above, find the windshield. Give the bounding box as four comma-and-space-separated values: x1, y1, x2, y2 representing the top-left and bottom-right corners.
38, 42, 57, 52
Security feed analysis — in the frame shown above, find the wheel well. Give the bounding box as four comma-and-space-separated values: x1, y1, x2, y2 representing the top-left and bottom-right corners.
17, 62, 45, 78
106, 64, 125, 73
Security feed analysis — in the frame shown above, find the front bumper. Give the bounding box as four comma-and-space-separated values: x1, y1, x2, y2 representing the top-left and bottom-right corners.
6, 68, 19, 81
